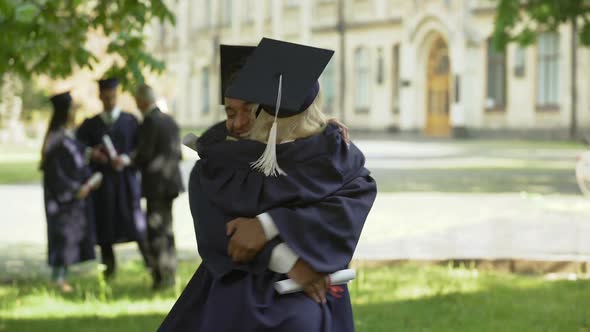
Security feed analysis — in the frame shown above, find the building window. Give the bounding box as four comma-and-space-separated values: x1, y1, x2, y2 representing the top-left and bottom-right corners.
266, 0, 273, 21
204, 0, 211, 28
486, 38, 506, 110
536, 32, 559, 109
392, 44, 400, 114
201, 68, 210, 114
354, 47, 371, 112
286, 0, 299, 7
514, 46, 526, 77
320, 59, 336, 114
376, 47, 384, 84
222, 0, 232, 26
243, 0, 255, 23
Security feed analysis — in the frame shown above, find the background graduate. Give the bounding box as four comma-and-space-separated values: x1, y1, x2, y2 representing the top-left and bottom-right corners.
76, 78, 149, 279
41, 91, 100, 292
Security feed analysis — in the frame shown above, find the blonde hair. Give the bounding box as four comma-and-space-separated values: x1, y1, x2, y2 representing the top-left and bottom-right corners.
248, 90, 327, 143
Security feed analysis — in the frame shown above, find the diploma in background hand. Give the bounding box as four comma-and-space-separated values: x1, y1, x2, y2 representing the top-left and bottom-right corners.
102, 135, 118, 159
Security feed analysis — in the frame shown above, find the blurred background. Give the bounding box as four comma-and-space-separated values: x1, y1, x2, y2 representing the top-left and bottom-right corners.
1, 0, 590, 331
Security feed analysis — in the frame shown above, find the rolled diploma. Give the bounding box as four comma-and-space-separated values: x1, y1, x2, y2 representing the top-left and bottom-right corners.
102, 135, 118, 159
85, 172, 103, 188
274, 269, 356, 295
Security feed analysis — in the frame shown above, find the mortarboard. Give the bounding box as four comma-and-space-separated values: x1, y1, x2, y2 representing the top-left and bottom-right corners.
225, 38, 333, 118
225, 38, 334, 176
49, 91, 72, 114
220, 45, 256, 104
98, 77, 120, 90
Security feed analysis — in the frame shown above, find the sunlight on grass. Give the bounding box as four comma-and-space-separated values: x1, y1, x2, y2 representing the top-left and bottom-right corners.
2, 260, 588, 332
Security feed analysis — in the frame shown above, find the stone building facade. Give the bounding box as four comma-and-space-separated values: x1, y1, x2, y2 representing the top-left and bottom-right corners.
147, 0, 590, 137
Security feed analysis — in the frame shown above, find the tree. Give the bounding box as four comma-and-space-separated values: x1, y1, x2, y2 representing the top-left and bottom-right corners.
493, 0, 590, 139
0, 0, 175, 91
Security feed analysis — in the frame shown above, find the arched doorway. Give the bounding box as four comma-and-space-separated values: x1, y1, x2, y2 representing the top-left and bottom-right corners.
425, 37, 451, 136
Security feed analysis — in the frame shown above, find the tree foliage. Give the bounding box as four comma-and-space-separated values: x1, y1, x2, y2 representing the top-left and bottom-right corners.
493, 0, 590, 50
0, 0, 175, 91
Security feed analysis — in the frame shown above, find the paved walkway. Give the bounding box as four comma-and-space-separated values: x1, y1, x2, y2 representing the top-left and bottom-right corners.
2, 185, 589, 262
2, 139, 588, 278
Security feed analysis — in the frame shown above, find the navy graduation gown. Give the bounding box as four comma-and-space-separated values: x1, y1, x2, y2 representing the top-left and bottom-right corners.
42, 131, 96, 267
158, 123, 377, 332
76, 112, 145, 245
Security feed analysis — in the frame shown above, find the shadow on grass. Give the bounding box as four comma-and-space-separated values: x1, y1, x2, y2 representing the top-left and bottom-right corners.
352, 278, 590, 332
0, 313, 166, 332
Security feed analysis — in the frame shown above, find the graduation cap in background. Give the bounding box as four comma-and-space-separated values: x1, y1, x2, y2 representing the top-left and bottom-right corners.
98, 77, 120, 91
49, 91, 72, 114
220, 45, 256, 104
225, 37, 334, 176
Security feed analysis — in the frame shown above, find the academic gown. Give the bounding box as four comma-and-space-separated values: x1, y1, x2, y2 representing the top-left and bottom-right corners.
42, 131, 96, 267
158, 123, 377, 332
76, 112, 145, 245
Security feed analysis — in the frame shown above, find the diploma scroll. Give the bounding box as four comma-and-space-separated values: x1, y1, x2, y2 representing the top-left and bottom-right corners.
274, 269, 356, 295
85, 172, 103, 188
102, 135, 118, 159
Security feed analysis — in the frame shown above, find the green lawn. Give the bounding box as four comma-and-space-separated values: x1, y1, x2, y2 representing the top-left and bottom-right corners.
0, 144, 41, 184
0, 261, 588, 332
0, 161, 41, 184
372, 167, 580, 194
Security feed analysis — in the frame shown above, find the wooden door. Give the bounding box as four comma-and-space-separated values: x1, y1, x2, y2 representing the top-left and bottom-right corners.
425, 37, 451, 136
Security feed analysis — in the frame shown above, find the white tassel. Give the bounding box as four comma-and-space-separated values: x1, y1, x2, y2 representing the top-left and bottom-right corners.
250, 121, 286, 176
251, 74, 287, 177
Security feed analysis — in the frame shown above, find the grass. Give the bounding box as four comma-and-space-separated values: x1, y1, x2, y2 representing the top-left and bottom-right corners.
0, 161, 41, 184
372, 167, 580, 194
0, 260, 589, 332
0, 144, 41, 184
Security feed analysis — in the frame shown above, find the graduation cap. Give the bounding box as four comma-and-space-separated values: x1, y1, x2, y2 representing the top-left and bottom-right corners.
220, 44, 256, 104
225, 38, 334, 176
225, 38, 333, 118
98, 77, 120, 91
49, 91, 72, 114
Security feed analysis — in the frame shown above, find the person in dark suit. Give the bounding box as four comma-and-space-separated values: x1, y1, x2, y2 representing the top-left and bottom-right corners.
133, 84, 184, 289
76, 78, 150, 279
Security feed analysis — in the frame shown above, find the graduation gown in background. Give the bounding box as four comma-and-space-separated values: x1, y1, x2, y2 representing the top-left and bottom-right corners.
76, 111, 145, 245
42, 131, 96, 267
158, 123, 377, 332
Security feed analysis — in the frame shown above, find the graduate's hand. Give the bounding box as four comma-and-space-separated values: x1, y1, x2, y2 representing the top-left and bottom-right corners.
328, 118, 350, 145
226, 217, 267, 263
111, 156, 125, 171
90, 147, 109, 164
287, 259, 330, 304
90, 178, 102, 190
77, 185, 91, 199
